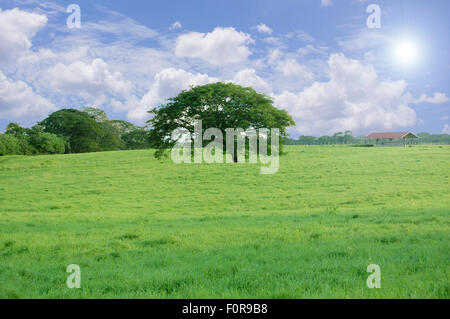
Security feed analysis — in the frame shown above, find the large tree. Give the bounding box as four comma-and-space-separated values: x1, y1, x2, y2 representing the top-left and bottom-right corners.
39, 109, 104, 153
109, 120, 150, 150
147, 82, 295, 159
81, 107, 122, 151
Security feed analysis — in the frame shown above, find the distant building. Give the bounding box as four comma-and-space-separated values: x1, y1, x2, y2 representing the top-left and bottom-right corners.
366, 132, 418, 147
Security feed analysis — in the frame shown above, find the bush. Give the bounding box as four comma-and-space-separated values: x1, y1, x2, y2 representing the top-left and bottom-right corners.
5, 123, 34, 155
37, 132, 66, 154
26, 126, 65, 154
0, 134, 22, 156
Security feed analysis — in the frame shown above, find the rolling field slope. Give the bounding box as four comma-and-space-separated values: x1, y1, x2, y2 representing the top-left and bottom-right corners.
0, 146, 448, 298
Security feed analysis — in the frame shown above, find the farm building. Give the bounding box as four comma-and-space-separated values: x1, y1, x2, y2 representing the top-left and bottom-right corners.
366, 132, 418, 146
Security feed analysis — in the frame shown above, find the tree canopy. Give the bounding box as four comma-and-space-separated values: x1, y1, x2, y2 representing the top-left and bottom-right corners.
39, 109, 104, 153
81, 107, 109, 122
1, 123, 66, 155
1, 108, 151, 156
147, 82, 295, 158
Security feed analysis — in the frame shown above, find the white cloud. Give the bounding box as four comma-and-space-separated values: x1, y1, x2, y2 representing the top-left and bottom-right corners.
0, 8, 48, 65
321, 0, 333, 8
175, 27, 253, 65
274, 54, 417, 135
129, 68, 272, 123
442, 124, 450, 134
277, 59, 314, 81
232, 69, 272, 94
412, 92, 449, 104
170, 21, 182, 30
0, 6, 446, 137
267, 49, 282, 65
44, 58, 131, 98
264, 49, 315, 92
130, 68, 272, 123
0, 71, 55, 124
256, 23, 273, 35
128, 68, 218, 123
39, 58, 135, 116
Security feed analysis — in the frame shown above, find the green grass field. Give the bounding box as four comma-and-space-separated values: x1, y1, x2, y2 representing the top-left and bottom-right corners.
0, 145, 448, 298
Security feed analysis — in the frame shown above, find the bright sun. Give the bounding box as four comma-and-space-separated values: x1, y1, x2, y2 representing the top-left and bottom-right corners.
393, 39, 419, 66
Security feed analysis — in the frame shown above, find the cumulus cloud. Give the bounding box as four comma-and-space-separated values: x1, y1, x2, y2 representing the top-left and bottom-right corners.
128, 68, 218, 123
129, 68, 273, 123
0, 8, 47, 65
232, 69, 272, 94
274, 54, 417, 135
0, 71, 55, 123
128, 68, 273, 123
412, 92, 449, 104
276, 59, 314, 81
175, 27, 253, 65
35, 58, 136, 119
256, 23, 273, 35
44, 58, 131, 99
0, 6, 446, 137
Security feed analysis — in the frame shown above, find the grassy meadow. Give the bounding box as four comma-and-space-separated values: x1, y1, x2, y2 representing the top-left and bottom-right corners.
0, 145, 448, 298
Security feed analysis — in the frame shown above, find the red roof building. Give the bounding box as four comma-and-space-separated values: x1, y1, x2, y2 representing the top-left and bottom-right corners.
366, 132, 418, 146
366, 132, 418, 139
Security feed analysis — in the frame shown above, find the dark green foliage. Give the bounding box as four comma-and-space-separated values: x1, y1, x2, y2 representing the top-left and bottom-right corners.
39, 109, 104, 153
121, 129, 150, 149
147, 82, 295, 158
98, 121, 121, 151
2, 109, 151, 156
81, 108, 136, 151
109, 120, 150, 150
26, 125, 66, 154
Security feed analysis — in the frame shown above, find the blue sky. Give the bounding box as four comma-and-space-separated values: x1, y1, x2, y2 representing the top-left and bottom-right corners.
0, 0, 449, 136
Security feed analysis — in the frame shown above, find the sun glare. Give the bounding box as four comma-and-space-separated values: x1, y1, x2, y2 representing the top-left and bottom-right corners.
393, 39, 419, 66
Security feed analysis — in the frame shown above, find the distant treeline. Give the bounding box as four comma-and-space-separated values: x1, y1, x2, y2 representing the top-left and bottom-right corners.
284, 130, 450, 145
2, 114, 450, 156
0, 108, 150, 156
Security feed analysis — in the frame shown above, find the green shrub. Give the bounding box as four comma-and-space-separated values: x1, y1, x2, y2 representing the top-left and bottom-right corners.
0, 134, 22, 155
5, 123, 33, 155
26, 126, 65, 154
